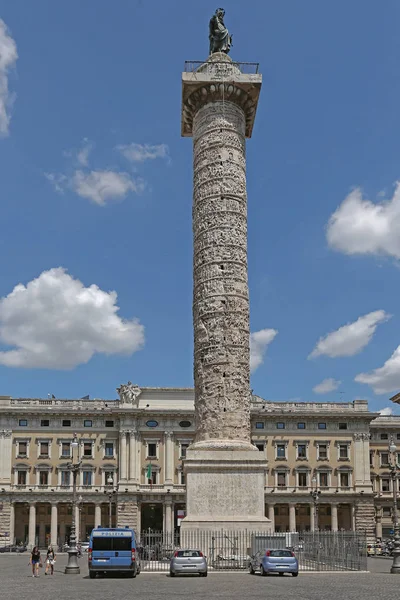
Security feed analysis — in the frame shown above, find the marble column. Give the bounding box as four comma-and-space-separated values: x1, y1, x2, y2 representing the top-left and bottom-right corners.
165, 502, 173, 536
9, 503, 15, 545
129, 431, 139, 482
136, 503, 141, 539
120, 431, 127, 481
164, 431, 174, 485
268, 504, 275, 532
289, 504, 296, 532
310, 504, 315, 532
351, 504, 356, 531
95, 503, 102, 528
375, 508, 382, 539
331, 503, 338, 532
50, 503, 58, 546
28, 503, 36, 549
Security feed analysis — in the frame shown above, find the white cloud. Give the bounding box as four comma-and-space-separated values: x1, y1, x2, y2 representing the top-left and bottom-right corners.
313, 378, 341, 394
250, 328, 278, 373
355, 346, 400, 394
326, 184, 400, 259
117, 143, 169, 163
77, 138, 93, 166
0, 19, 18, 136
379, 407, 394, 416
309, 310, 390, 359
71, 169, 144, 205
0, 267, 144, 369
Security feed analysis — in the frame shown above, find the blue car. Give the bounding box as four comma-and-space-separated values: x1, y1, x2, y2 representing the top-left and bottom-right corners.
249, 548, 299, 577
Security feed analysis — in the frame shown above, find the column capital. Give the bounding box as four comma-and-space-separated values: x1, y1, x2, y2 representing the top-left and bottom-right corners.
165, 430, 174, 440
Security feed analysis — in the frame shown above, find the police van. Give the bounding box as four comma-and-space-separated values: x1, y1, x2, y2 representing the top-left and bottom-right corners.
88, 526, 140, 578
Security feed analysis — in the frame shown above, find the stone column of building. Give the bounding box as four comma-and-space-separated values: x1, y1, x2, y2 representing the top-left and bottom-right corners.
119, 431, 128, 481
165, 499, 173, 537
164, 431, 174, 485
50, 503, 58, 547
267, 504, 275, 532
136, 502, 141, 539
289, 504, 296, 532
0, 429, 12, 487
181, 53, 270, 533
117, 497, 139, 531
9, 502, 15, 545
28, 503, 36, 549
331, 504, 338, 532
375, 507, 383, 539
310, 504, 315, 532
129, 430, 139, 483
94, 503, 102, 528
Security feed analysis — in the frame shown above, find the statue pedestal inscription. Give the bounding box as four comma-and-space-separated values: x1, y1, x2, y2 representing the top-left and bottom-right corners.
180, 30, 270, 533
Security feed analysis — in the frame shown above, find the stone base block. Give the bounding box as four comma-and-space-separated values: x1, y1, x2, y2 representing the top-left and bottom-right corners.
180, 447, 271, 532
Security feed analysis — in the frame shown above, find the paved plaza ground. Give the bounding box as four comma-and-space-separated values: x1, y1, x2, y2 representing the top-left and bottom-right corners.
0, 554, 397, 600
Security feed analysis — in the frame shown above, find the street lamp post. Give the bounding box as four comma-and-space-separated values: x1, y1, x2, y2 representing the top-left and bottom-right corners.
65, 434, 82, 574
388, 437, 400, 574
104, 475, 117, 528
310, 476, 321, 531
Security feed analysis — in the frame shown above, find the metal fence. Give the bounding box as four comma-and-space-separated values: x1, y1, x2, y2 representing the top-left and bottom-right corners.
138, 530, 367, 572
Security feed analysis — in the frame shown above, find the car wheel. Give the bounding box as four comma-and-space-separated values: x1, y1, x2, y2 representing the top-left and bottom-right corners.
89, 571, 96, 579
278, 572, 284, 577
292, 572, 299, 577
249, 564, 255, 575
203, 571, 208, 577
260, 565, 267, 576
170, 571, 175, 577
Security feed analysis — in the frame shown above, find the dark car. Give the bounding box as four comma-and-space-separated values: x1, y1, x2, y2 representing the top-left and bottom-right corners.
0, 544, 27, 553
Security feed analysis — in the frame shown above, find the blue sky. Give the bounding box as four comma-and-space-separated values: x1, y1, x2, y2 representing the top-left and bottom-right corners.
0, 0, 400, 414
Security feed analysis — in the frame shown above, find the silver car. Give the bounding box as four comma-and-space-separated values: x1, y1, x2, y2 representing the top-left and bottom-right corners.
249, 548, 299, 577
170, 549, 208, 577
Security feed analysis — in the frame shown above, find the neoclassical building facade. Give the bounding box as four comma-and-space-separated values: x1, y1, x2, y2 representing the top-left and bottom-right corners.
0, 388, 399, 547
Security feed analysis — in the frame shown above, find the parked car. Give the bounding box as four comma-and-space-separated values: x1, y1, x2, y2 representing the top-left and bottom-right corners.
0, 544, 27, 553
170, 549, 208, 577
249, 548, 299, 577
80, 541, 90, 553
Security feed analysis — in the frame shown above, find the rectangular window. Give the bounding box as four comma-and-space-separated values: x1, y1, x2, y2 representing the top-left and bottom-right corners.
276, 422, 285, 429
39, 471, 48, 486
297, 422, 306, 430
61, 470, 70, 486
83, 471, 92, 486
380, 453, 389, 466
339, 444, 349, 459
340, 472, 349, 487
383, 507, 391, 517
298, 472, 307, 487
397, 434, 400, 440
255, 422, 264, 429
149, 470, 157, 485
381, 478, 390, 492
147, 443, 157, 458
319, 472, 328, 487
62, 419, 71, 427
318, 444, 328, 460
380, 433, 388, 440
19, 419, 28, 427
83, 442, 92, 457
318, 423, 327, 430
105, 420, 114, 428
370, 451, 374, 467
39, 442, 49, 457
18, 441, 27, 457
277, 472, 287, 487
297, 444, 307, 459
84, 420, 92, 428
276, 444, 286, 459
338, 423, 347, 430
255, 443, 265, 452
180, 443, 189, 459
179, 471, 185, 485
61, 442, 71, 457
40, 420, 49, 427
17, 471, 27, 485
104, 442, 114, 457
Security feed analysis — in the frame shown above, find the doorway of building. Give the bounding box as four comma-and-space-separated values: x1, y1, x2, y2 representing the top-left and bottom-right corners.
141, 503, 163, 531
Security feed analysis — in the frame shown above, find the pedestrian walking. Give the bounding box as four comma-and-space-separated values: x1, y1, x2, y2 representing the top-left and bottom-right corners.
45, 545, 56, 575
29, 546, 41, 577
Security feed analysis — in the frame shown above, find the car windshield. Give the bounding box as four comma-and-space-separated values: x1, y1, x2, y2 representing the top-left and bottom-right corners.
92, 537, 132, 551
268, 550, 293, 557
176, 550, 202, 557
